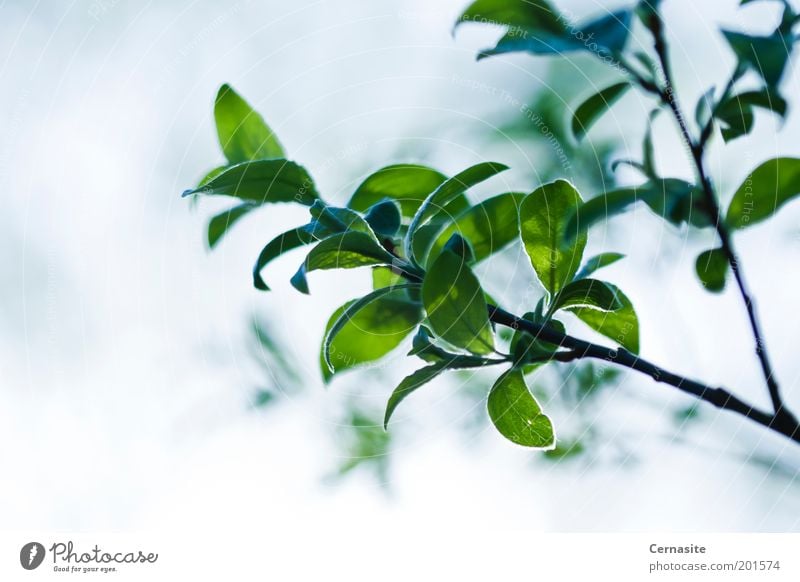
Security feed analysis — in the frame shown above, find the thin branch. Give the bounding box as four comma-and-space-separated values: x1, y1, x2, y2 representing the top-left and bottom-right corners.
649, 13, 795, 421
487, 305, 800, 444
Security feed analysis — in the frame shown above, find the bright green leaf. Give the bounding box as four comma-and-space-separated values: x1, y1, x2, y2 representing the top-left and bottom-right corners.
520, 179, 586, 295
422, 250, 494, 355
487, 369, 555, 449
568, 283, 639, 353
726, 157, 800, 229
321, 290, 423, 381
347, 164, 447, 217
551, 278, 623, 312
182, 159, 318, 206
214, 84, 285, 163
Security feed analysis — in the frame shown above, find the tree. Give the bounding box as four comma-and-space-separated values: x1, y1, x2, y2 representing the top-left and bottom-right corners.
183, 0, 800, 450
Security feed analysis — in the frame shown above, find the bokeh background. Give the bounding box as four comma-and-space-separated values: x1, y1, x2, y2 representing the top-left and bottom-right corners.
2, 0, 799, 532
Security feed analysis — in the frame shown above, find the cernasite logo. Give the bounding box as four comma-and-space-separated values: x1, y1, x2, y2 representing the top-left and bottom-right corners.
20, 542, 46, 570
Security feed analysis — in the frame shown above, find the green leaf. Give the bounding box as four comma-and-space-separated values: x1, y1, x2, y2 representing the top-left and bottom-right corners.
407, 162, 509, 263
566, 178, 711, 237
576, 252, 625, 279
364, 200, 402, 236
520, 179, 586, 295
427, 192, 525, 266
214, 84, 285, 163
383, 362, 449, 428
197, 165, 228, 188
722, 30, 793, 88
551, 278, 623, 312
487, 369, 555, 449
422, 250, 494, 355
347, 164, 447, 217
253, 226, 319, 291
207, 202, 255, 248
714, 89, 788, 142
568, 283, 639, 353
476, 9, 632, 60
372, 266, 404, 290
309, 201, 373, 234
695, 86, 716, 129
695, 247, 729, 293
291, 232, 395, 294
456, 0, 566, 34
572, 82, 631, 141
182, 159, 318, 206
321, 290, 423, 381
726, 157, 800, 229
323, 284, 421, 373
510, 315, 565, 367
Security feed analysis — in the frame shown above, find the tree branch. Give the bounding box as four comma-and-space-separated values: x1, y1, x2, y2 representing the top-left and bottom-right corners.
649, 14, 795, 422
487, 304, 800, 443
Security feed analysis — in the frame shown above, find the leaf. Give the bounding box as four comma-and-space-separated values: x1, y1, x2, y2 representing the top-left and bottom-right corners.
695, 86, 716, 129
253, 226, 319, 291
520, 179, 586, 295
383, 363, 448, 428
364, 200, 402, 236
715, 90, 788, 142
571, 82, 631, 141
726, 157, 800, 229
422, 250, 494, 355
321, 290, 423, 381
455, 0, 566, 34
476, 9, 632, 60
695, 247, 728, 293
347, 164, 447, 217
372, 266, 404, 290
427, 192, 525, 266
576, 252, 625, 279
551, 278, 623, 312
566, 178, 711, 237
487, 369, 555, 449
207, 202, 255, 248
309, 201, 373, 234
182, 159, 318, 206
323, 284, 421, 373
407, 162, 509, 263
511, 315, 565, 367
568, 283, 639, 353
214, 83, 285, 164
291, 232, 395, 294
722, 29, 793, 88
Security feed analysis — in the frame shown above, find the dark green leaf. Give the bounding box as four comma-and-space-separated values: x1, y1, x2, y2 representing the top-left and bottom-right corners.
576, 252, 625, 279
364, 200, 402, 236
214, 84, 285, 163
722, 30, 792, 88
520, 179, 586, 295
253, 226, 319, 291
695, 247, 729, 293
347, 164, 447, 217
309, 201, 373, 234
182, 159, 318, 206
487, 369, 555, 449
291, 232, 395, 294
511, 315, 565, 367
572, 82, 632, 141
323, 284, 421, 373
422, 250, 494, 355
568, 283, 639, 353
715, 90, 788, 142
207, 203, 255, 249
551, 278, 623, 312
726, 157, 800, 229
383, 363, 448, 429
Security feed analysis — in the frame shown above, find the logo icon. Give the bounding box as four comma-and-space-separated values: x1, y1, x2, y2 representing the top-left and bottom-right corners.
20, 542, 46, 570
